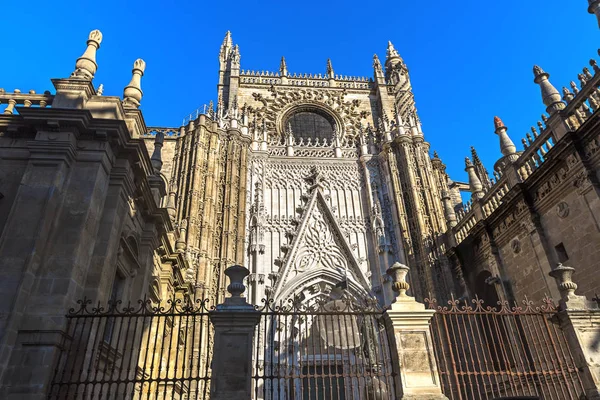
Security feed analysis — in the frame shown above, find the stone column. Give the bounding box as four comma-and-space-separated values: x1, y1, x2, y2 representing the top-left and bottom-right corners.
386, 262, 448, 399
209, 265, 260, 400
549, 264, 600, 399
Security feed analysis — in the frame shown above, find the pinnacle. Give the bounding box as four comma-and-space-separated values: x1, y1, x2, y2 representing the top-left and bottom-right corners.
222, 31, 233, 48
533, 65, 546, 78
493, 116, 505, 130
470, 146, 480, 161
386, 40, 400, 59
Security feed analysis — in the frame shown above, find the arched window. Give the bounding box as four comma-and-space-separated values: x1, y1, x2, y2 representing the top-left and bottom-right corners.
286, 108, 336, 142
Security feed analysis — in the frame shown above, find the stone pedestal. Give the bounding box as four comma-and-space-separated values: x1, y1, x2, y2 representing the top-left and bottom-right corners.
386, 262, 447, 399
549, 264, 600, 399
209, 265, 261, 400
387, 297, 447, 400
556, 308, 600, 400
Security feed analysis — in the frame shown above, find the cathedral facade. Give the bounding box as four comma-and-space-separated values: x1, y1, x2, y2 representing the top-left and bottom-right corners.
1, 3, 600, 398
152, 32, 456, 308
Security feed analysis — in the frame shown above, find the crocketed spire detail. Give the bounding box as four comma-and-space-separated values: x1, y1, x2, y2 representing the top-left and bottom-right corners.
471, 146, 492, 190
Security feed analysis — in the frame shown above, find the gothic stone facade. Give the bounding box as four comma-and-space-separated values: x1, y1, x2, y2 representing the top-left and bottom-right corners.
1, 12, 600, 397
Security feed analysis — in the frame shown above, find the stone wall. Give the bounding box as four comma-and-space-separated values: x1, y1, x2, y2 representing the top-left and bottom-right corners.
452, 121, 600, 306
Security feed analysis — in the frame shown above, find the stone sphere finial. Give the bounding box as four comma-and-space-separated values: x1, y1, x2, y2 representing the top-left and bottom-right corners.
123, 59, 146, 108
71, 29, 103, 80
386, 262, 410, 297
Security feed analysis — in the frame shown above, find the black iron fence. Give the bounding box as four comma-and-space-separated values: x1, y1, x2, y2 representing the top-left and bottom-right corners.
48, 298, 213, 400
251, 297, 398, 400
426, 295, 585, 400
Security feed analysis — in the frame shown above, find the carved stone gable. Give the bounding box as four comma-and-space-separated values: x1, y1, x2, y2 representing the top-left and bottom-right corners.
272, 185, 371, 299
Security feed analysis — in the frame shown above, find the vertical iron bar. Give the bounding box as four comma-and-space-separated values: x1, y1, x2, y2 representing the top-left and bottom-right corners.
541, 311, 576, 399
487, 312, 516, 397
458, 311, 483, 399
450, 310, 474, 398
528, 311, 561, 398
138, 308, 154, 400
464, 309, 491, 398
511, 313, 542, 396
441, 312, 462, 400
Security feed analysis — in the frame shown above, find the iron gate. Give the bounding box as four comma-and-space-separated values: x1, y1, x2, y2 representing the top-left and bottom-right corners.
426, 295, 585, 400
48, 298, 214, 400
251, 297, 398, 400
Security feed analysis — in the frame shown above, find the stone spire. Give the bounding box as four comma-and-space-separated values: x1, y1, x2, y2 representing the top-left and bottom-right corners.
386, 41, 401, 61
123, 59, 146, 108
279, 56, 288, 76
589, 0, 600, 28
494, 116, 516, 157
150, 131, 164, 173
70, 30, 103, 80
533, 65, 566, 115
219, 31, 233, 63
326, 58, 335, 79
471, 146, 492, 190
465, 157, 484, 199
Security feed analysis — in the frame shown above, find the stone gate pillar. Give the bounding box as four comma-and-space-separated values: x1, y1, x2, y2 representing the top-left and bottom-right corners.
386, 262, 448, 400
209, 265, 261, 400
549, 264, 600, 399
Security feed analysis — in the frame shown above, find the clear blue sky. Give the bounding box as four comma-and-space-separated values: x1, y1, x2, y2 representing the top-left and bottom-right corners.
1, 1, 597, 180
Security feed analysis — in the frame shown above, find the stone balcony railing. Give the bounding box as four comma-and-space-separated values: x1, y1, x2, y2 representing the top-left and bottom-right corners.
240, 70, 374, 89
0, 88, 54, 114
144, 127, 181, 138
451, 55, 600, 244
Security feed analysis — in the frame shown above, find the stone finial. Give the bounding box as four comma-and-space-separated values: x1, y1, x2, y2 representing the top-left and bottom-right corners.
493, 116, 505, 130
373, 54, 383, 72
433, 150, 440, 159
123, 59, 146, 108
386, 41, 400, 60
549, 264, 578, 299
150, 131, 164, 173
279, 56, 288, 76
230, 45, 240, 66
465, 156, 484, 199
96, 84, 104, 96
386, 262, 410, 297
591, 59, 600, 74
71, 30, 103, 80
326, 58, 334, 79
442, 191, 457, 228
471, 146, 481, 163
588, 0, 600, 28
548, 263, 597, 310
494, 116, 516, 157
219, 31, 233, 62
533, 65, 566, 115
562, 87, 575, 104
175, 220, 187, 252
225, 265, 250, 299
166, 182, 177, 221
